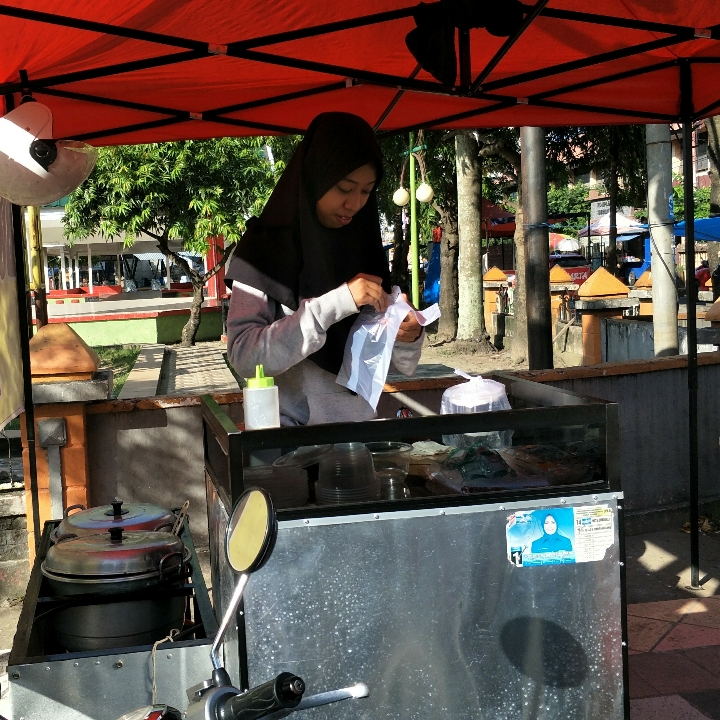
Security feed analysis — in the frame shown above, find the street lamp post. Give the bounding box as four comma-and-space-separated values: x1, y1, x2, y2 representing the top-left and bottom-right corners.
409, 133, 419, 307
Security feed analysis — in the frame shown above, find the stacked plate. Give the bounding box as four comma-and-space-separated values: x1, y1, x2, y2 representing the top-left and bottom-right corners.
243, 466, 308, 509
315, 443, 380, 505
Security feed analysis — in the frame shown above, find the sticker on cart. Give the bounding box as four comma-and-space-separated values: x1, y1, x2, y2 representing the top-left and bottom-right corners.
573, 505, 614, 562
506, 508, 576, 567
506, 506, 614, 567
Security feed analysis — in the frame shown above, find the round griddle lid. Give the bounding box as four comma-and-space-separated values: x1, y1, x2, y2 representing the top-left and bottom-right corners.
57, 498, 176, 536
43, 528, 185, 578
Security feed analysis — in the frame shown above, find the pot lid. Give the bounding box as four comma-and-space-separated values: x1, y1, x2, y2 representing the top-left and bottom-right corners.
42, 528, 185, 579
56, 498, 176, 537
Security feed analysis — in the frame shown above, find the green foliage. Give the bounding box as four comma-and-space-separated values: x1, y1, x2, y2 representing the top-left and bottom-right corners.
93, 344, 141, 398
547, 183, 589, 236
672, 182, 711, 222
63, 138, 286, 252
546, 126, 647, 207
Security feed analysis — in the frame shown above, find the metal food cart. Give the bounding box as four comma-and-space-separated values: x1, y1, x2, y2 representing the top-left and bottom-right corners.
202, 373, 628, 720
7, 519, 218, 720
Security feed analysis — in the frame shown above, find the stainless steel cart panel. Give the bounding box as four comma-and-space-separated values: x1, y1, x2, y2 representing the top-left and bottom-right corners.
243, 493, 625, 720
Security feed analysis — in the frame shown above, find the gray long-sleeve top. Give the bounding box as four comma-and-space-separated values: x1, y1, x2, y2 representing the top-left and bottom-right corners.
226, 267, 423, 425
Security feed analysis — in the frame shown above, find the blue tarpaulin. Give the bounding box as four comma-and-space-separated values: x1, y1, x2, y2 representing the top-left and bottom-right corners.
674, 217, 720, 241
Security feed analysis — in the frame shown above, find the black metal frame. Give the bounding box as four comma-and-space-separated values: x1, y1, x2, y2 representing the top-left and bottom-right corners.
8, 518, 218, 667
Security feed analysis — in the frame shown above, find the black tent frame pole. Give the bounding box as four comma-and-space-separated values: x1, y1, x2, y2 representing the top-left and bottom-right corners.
11, 203, 41, 551
680, 60, 700, 589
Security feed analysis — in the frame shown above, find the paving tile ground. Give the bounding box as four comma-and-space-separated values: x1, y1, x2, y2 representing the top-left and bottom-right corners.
628, 593, 720, 719
160, 341, 241, 396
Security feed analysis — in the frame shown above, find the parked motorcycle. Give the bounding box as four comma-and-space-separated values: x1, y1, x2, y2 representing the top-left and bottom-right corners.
114, 488, 369, 720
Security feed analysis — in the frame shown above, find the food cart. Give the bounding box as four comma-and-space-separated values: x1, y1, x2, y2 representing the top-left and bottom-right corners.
202, 373, 627, 719
4, 4, 719, 720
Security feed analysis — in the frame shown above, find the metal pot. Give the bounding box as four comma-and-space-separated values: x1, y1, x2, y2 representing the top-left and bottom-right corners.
51, 498, 176, 542
41, 527, 189, 651
42, 527, 188, 595
52, 594, 187, 652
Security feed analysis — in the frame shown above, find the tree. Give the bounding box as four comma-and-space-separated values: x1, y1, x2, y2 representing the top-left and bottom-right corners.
706, 117, 720, 271
548, 125, 647, 274
455, 131, 493, 351
546, 183, 589, 236
63, 138, 283, 345
378, 130, 460, 338
474, 129, 525, 361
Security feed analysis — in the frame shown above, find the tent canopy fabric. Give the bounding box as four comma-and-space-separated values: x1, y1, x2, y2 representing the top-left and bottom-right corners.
675, 216, 720, 241
2, 2, 720, 145
578, 212, 647, 237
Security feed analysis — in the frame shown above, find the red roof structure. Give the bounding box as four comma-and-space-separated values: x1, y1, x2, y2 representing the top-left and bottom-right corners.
1, 2, 720, 144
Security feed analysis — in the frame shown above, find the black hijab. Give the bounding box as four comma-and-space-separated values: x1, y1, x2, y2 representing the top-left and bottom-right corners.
225, 112, 390, 375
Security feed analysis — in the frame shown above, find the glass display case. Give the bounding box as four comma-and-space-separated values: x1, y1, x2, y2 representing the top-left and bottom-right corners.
202, 374, 628, 720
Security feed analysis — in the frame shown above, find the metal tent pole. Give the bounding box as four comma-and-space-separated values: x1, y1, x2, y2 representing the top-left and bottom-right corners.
11, 203, 41, 551
680, 60, 700, 589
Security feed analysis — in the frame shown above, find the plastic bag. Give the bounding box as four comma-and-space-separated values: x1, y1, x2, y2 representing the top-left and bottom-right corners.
440, 369, 512, 448
336, 286, 440, 410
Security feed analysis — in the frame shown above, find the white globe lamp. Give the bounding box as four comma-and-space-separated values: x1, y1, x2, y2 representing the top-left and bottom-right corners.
393, 187, 410, 206
416, 182, 434, 204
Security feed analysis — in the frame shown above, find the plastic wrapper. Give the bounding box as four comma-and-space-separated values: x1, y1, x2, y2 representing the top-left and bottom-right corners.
440, 370, 512, 448
498, 445, 602, 486
336, 286, 440, 409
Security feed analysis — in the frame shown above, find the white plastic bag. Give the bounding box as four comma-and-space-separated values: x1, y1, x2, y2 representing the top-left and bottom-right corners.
336, 286, 440, 410
441, 369, 512, 448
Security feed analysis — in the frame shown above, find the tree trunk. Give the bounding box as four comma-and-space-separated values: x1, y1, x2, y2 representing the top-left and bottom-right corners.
455, 132, 493, 351
390, 210, 409, 291
706, 116, 720, 275
153, 231, 231, 347
607, 128, 619, 276
181, 282, 204, 347
436, 206, 459, 342
512, 204, 528, 364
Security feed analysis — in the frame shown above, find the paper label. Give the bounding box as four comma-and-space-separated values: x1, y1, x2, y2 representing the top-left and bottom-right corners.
506, 505, 614, 567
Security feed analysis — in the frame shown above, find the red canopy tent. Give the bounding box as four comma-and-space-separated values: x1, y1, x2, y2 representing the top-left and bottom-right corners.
1, 1, 720, 142
0, 0, 713, 588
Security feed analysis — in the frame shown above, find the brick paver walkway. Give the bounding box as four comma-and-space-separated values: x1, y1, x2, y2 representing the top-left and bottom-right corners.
162, 341, 241, 396
629, 597, 720, 719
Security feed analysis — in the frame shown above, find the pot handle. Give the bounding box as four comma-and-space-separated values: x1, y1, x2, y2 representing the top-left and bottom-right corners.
64, 504, 86, 518
159, 551, 184, 577
153, 521, 175, 532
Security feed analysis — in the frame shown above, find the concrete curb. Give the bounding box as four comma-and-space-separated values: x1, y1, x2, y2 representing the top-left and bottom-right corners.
117, 344, 166, 400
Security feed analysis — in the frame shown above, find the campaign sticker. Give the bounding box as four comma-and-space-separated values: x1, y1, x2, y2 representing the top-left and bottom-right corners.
506, 505, 614, 567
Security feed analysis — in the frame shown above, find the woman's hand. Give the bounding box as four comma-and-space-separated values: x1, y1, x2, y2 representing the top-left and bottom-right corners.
396, 293, 422, 343
347, 273, 389, 312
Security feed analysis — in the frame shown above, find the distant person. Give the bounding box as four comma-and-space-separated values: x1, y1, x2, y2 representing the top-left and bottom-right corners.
531, 513, 573, 553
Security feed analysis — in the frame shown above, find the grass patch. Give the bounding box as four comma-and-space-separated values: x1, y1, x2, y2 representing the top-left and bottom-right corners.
94, 345, 141, 398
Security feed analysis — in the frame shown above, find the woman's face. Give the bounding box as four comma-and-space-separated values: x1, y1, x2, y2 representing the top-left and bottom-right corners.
315, 163, 377, 229
544, 515, 558, 535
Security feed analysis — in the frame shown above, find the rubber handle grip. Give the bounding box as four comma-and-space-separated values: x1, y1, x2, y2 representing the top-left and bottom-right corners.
219, 672, 305, 720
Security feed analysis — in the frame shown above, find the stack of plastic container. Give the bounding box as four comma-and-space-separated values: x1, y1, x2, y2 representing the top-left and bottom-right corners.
315, 443, 380, 505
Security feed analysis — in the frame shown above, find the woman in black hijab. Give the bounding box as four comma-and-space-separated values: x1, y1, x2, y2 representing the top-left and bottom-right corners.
225, 112, 423, 426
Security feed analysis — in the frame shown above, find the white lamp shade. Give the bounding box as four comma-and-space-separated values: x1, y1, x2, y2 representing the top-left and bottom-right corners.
393, 187, 410, 206
416, 182, 434, 203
